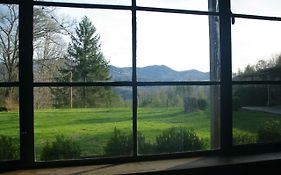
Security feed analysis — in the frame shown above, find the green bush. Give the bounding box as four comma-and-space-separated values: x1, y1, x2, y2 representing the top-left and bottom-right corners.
40, 135, 81, 161
155, 127, 204, 153
0, 107, 8, 112
104, 127, 132, 156
197, 98, 208, 110
0, 135, 19, 160
104, 128, 154, 156
138, 132, 155, 154
257, 120, 281, 143
234, 86, 267, 106
233, 129, 256, 145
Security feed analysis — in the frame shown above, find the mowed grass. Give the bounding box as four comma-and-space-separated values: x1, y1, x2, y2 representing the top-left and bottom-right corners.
0, 108, 280, 159
233, 110, 281, 134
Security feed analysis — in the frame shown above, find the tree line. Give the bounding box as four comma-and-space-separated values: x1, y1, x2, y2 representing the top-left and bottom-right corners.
0, 5, 210, 110
233, 55, 281, 108
0, 5, 123, 109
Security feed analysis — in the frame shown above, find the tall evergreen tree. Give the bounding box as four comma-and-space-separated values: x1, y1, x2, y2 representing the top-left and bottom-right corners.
56, 16, 116, 108
67, 16, 110, 82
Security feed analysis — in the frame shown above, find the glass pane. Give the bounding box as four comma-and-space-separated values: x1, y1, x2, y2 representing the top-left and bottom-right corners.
231, 0, 281, 17
232, 18, 281, 81
137, 12, 211, 81
33, 7, 132, 82
0, 87, 19, 161
0, 4, 19, 82
137, 0, 214, 12
233, 84, 281, 145
138, 85, 220, 155
34, 86, 132, 161
34, 0, 131, 6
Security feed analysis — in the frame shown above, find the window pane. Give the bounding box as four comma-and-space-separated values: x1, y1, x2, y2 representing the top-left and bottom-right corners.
137, 0, 214, 12
0, 87, 19, 161
34, 0, 131, 6
231, 0, 281, 17
232, 18, 281, 81
233, 84, 281, 145
33, 7, 132, 82
138, 85, 220, 155
137, 12, 211, 81
34, 86, 132, 161
0, 4, 19, 82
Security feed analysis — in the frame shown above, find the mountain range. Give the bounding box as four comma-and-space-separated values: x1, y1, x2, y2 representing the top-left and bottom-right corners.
110, 65, 209, 81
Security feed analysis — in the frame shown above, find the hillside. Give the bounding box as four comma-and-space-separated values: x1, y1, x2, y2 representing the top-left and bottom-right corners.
110, 65, 209, 81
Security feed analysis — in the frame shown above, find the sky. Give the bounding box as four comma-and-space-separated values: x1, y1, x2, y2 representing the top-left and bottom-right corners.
50, 0, 281, 73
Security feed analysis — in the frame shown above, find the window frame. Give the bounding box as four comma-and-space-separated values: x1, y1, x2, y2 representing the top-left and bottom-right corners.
0, 0, 281, 170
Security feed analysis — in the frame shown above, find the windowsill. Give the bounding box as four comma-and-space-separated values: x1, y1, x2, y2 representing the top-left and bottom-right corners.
3, 152, 281, 174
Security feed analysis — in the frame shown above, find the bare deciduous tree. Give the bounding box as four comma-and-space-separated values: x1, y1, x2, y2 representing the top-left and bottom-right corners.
0, 4, 72, 109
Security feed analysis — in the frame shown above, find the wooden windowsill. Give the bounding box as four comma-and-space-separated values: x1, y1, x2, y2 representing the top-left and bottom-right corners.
2, 152, 281, 174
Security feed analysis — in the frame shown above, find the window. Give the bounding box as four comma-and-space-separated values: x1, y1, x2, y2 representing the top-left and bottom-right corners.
232, 0, 281, 146
0, 4, 19, 161
1, 0, 281, 170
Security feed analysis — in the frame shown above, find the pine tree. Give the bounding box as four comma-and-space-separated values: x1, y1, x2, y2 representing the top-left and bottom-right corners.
67, 16, 110, 82
56, 16, 115, 108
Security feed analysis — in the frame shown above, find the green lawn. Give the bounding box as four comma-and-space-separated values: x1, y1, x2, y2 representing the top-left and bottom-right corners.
0, 108, 280, 160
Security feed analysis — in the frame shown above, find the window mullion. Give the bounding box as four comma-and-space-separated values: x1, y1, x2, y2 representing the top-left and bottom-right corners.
218, 0, 233, 153
132, 0, 138, 158
19, 0, 34, 167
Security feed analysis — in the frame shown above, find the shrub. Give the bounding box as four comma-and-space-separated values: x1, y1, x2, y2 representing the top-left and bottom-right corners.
155, 127, 204, 153
0, 107, 8, 112
40, 135, 81, 161
104, 127, 131, 156
197, 98, 208, 110
138, 132, 154, 154
0, 135, 19, 160
233, 129, 256, 145
104, 128, 154, 156
257, 120, 281, 143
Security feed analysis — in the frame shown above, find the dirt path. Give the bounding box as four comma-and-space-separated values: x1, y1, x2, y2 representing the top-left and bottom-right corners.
242, 106, 281, 115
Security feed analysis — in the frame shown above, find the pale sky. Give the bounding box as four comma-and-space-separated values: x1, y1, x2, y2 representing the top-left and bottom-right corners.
53, 0, 281, 73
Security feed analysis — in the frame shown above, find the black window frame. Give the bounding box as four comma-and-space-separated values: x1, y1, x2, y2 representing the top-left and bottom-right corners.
0, 0, 281, 171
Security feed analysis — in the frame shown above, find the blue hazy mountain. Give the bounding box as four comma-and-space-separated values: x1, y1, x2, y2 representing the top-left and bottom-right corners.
110, 65, 209, 81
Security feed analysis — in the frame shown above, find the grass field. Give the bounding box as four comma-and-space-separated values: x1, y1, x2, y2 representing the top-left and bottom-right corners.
0, 107, 281, 160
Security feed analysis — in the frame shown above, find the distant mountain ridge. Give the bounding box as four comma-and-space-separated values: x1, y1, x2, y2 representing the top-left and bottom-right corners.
110, 65, 209, 81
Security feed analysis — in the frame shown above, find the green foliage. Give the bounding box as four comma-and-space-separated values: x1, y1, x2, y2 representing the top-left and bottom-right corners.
105, 127, 205, 155
197, 98, 208, 110
233, 86, 268, 106
104, 127, 154, 156
155, 127, 204, 153
233, 129, 256, 145
0, 135, 19, 160
53, 16, 121, 108
0, 107, 8, 112
104, 127, 132, 156
40, 135, 81, 161
50, 87, 71, 108
68, 16, 110, 82
257, 120, 281, 143
138, 132, 155, 154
